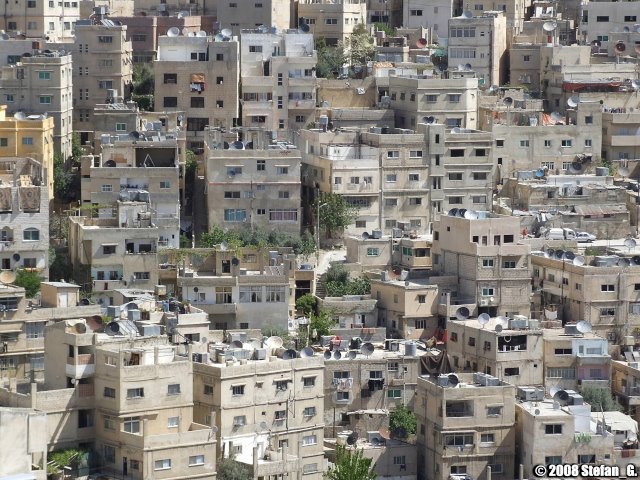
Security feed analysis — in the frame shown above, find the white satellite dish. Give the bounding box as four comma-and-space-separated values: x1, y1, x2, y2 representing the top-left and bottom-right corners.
167, 27, 180, 37
576, 320, 593, 334
619, 166, 630, 177
567, 96, 579, 108
221, 28, 232, 37
550, 112, 563, 123
495, 324, 503, 333
625, 238, 637, 249
631, 80, 640, 91
503, 96, 514, 107
461, 11, 472, 18
478, 313, 490, 327
543, 21, 557, 32
197, 30, 207, 37
573, 255, 585, 266
14, 111, 26, 120
215, 33, 224, 42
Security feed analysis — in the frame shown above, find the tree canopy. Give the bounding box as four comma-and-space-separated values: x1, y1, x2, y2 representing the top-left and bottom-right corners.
14, 269, 42, 298
326, 445, 377, 480
199, 225, 316, 256
580, 386, 620, 412
217, 456, 252, 480
314, 192, 359, 239
323, 264, 371, 297
389, 404, 417, 438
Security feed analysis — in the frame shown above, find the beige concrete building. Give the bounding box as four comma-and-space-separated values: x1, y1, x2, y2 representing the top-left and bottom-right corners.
318, 294, 387, 341
543, 325, 611, 394
415, 372, 517, 480
516, 397, 615, 479
132, 0, 210, 16
155, 33, 240, 154
216, 0, 291, 36
0, 0, 79, 40
71, 18, 133, 133
447, 12, 507, 87
433, 213, 532, 318
0, 407, 47, 479
298, 0, 367, 46
0, 158, 50, 278
601, 109, 640, 164
402, 0, 453, 38
612, 353, 640, 421
457, 0, 532, 40
193, 348, 325, 479
446, 316, 544, 386
578, 0, 640, 54
204, 128, 302, 235
240, 30, 316, 136
0, 282, 100, 386
0, 106, 55, 201
0, 49, 73, 157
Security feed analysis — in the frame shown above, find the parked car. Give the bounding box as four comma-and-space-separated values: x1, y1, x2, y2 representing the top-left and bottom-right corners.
575, 231, 596, 243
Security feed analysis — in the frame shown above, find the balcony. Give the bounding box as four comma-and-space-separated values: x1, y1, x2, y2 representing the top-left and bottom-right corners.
202, 302, 237, 315
611, 135, 640, 147
437, 298, 476, 318
576, 352, 611, 365
250, 453, 300, 477
288, 99, 315, 109
77, 383, 95, 398
288, 76, 316, 87
66, 354, 95, 378
93, 279, 126, 292
242, 100, 274, 115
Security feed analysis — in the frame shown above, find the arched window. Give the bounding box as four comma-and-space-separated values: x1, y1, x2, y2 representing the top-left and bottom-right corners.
23, 228, 39, 241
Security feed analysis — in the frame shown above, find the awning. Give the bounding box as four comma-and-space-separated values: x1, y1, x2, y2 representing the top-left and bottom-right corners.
0, 329, 23, 333
101, 243, 119, 246
574, 204, 627, 216
191, 73, 205, 83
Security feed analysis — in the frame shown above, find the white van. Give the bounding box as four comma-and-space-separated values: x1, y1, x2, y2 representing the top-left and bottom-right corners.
545, 228, 564, 240
562, 228, 576, 240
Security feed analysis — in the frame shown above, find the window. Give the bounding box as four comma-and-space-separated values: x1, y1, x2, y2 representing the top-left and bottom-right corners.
103, 415, 116, 430
204, 384, 214, 395
233, 415, 247, 426
472, 195, 487, 204
624, 15, 637, 22
482, 259, 494, 267
103, 245, 116, 255
520, 140, 530, 147
601, 284, 615, 292
487, 406, 502, 416
386, 174, 397, 182
116, 123, 126, 132
38, 71, 51, 80
409, 197, 422, 205
585, 139, 592, 147
450, 27, 476, 37
167, 384, 181, 395
104, 445, 116, 464
160, 180, 171, 189
266, 286, 285, 302
123, 416, 141, 434
325, 18, 338, 24
22, 137, 33, 146
418, 294, 426, 304
303, 406, 317, 417
278, 191, 290, 199
561, 139, 572, 147
303, 464, 319, 474
232, 385, 245, 396
480, 433, 495, 444
425, 94, 438, 103
26, 322, 45, 339
168, 416, 179, 428
448, 94, 461, 103
545, 424, 563, 434
276, 166, 289, 175
449, 172, 463, 181
303, 376, 316, 387
503, 261, 516, 269
409, 173, 420, 182
445, 433, 474, 446
269, 209, 297, 222
410, 9, 423, 15
188, 455, 205, 467
337, 391, 350, 401
504, 367, 519, 376
224, 209, 247, 222
473, 172, 487, 180
388, 389, 402, 398
127, 388, 144, 399
155, 459, 171, 470
303, 435, 318, 445
104, 387, 116, 398
547, 367, 576, 379
98, 35, 113, 43
468, 337, 476, 347
23, 228, 40, 241
367, 248, 380, 256
448, 196, 463, 205
249, 45, 263, 53
596, 16, 609, 22
546, 456, 562, 465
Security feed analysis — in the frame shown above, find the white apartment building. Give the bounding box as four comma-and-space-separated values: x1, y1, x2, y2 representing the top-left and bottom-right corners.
0, 0, 79, 40
215, 0, 291, 36
579, 0, 640, 53
402, 0, 454, 38
460, 0, 532, 40
298, 0, 367, 46
448, 12, 507, 87
240, 30, 317, 136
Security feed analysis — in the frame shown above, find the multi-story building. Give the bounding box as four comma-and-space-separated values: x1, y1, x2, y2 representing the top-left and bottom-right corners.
0, 281, 101, 385
415, 372, 517, 480
0, 158, 50, 277
0, 407, 47, 479
132, 0, 211, 16
0, 49, 73, 157
154, 33, 239, 154
532, 253, 640, 341
402, 0, 454, 38
457, 0, 532, 40
387, 74, 479, 130
0, 0, 79, 40
432, 212, 531, 318
205, 128, 302, 235
578, 0, 640, 54
612, 352, 640, 421
71, 18, 133, 133
192, 346, 325, 479
543, 324, 611, 393
215, 0, 291, 36
240, 29, 317, 136
318, 294, 386, 341
298, 0, 367, 46
448, 12, 507, 87
0, 107, 55, 201
601, 109, 640, 164
68, 200, 166, 304
516, 396, 615, 479
446, 316, 544, 386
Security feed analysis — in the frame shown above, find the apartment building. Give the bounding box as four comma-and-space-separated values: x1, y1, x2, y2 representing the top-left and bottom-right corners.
579, 0, 640, 53
612, 353, 640, 421
192, 347, 325, 479
205, 128, 302, 236
71, 18, 133, 133
479, 99, 602, 181
132, 0, 210, 16
318, 294, 386, 341
0, 158, 50, 278
0, 282, 101, 385
0, 0, 79, 40
448, 12, 507, 87
415, 372, 517, 480
402, 0, 454, 37
516, 396, 615, 479
216, 0, 291, 36
0, 50, 73, 157
601, 109, 640, 163
68, 201, 166, 304
543, 325, 611, 393
155, 33, 239, 154
240, 30, 316, 135
446, 316, 544, 386
387, 74, 479, 130
298, 0, 367, 46
458, 0, 532, 40
0, 407, 47, 480
532, 254, 640, 342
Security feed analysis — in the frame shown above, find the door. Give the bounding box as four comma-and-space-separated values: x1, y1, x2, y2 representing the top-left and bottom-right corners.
58, 293, 68, 308
123, 456, 128, 476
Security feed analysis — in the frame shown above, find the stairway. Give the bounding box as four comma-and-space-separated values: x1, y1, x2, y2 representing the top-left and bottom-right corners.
315, 273, 327, 298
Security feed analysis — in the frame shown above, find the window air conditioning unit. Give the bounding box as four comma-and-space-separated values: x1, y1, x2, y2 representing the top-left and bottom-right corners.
479, 299, 488, 306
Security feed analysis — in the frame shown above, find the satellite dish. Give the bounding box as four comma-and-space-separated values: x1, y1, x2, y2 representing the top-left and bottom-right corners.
12, 253, 20, 261
632, 255, 640, 265
547, 248, 555, 258
75, 323, 87, 334
567, 96, 579, 108
107, 322, 120, 335
257, 25, 269, 33
266, 336, 283, 349
591, 39, 601, 47
619, 166, 630, 177
283, 349, 297, 360
563, 251, 576, 261
534, 168, 545, 178
625, 238, 637, 249
193, 287, 199, 293
423, 116, 436, 124
448, 374, 459, 386
231, 257, 240, 266
300, 346, 314, 358
554, 250, 564, 259
259, 421, 268, 431
457, 208, 467, 218
615, 41, 626, 53
455, 307, 470, 320
542, 21, 557, 32
348, 351, 357, 360
333, 350, 342, 360
550, 386, 561, 397
488, 85, 499, 94
416, 38, 428, 48
221, 28, 232, 37
577, 320, 593, 334
451, 127, 462, 134
618, 257, 631, 267
215, 34, 224, 42
0, 271, 16, 284
14, 112, 26, 121
231, 140, 245, 150
636, 25, 640, 33
570, 161, 583, 173
129, 131, 140, 140
461, 11, 472, 18
299, 22, 310, 33
448, 208, 459, 216
201, 337, 208, 344
573, 255, 585, 266
362, 232, 370, 240
478, 313, 490, 326
534, 409, 541, 415
324, 350, 332, 360
167, 27, 180, 37
623, 26, 631, 33
197, 30, 207, 37
360, 342, 374, 357
346, 432, 358, 445
503, 96, 513, 107
550, 112, 563, 123
464, 63, 472, 71
211, 425, 219, 433
220, 241, 228, 251
495, 323, 503, 333
232, 340, 243, 348
553, 389, 570, 404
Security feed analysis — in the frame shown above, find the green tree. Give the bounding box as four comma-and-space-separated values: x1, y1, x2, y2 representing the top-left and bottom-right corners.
580, 386, 621, 411
14, 269, 42, 298
296, 293, 317, 316
47, 448, 86, 475
374, 23, 395, 37
132, 64, 154, 95
314, 192, 359, 239
71, 132, 83, 164
49, 247, 73, 283
53, 153, 72, 200
315, 38, 347, 78
217, 456, 252, 480
345, 24, 376, 67
389, 404, 417, 438
326, 445, 376, 480
323, 264, 371, 297
309, 309, 336, 339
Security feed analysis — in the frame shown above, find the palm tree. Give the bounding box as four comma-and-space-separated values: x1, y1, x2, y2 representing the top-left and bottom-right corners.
325, 445, 377, 480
